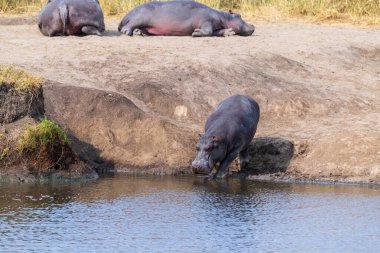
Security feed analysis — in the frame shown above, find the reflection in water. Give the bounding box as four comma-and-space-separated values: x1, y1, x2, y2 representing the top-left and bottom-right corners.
0, 175, 380, 252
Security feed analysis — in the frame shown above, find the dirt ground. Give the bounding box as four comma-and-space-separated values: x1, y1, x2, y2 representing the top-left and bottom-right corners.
0, 17, 379, 183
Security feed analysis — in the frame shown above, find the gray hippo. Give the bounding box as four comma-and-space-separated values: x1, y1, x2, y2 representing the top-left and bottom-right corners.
38, 0, 105, 36
118, 1, 255, 37
192, 95, 260, 178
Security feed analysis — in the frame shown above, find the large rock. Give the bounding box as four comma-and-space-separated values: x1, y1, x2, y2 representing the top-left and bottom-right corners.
247, 137, 294, 174
43, 82, 198, 174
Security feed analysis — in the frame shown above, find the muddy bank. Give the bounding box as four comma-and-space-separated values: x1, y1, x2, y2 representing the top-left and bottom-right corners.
0, 82, 97, 183
0, 18, 379, 183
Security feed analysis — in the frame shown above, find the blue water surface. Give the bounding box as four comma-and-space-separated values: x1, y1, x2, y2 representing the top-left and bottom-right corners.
1, 175, 380, 253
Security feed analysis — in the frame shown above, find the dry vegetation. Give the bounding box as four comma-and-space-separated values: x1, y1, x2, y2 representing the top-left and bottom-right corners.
0, 0, 379, 25
0, 65, 42, 92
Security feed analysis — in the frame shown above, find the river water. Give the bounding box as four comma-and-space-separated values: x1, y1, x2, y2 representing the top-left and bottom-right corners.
1, 175, 380, 252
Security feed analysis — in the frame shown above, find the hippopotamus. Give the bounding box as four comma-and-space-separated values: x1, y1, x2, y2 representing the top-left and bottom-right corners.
118, 1, 255, 37
192, 95, 260, 178
38, 0, 105, 36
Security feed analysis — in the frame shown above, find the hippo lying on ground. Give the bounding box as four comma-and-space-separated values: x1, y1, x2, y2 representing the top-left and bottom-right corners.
118, 1, 255, 37
38, 0, 105, 36
192, 95, 260, 178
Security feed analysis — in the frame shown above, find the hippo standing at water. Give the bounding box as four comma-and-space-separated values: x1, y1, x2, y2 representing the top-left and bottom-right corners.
192, 95, 260, 178
118, 1, 255, 37
38, 0, 105, 36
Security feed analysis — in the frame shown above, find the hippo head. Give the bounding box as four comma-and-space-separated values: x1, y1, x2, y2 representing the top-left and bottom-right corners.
191, 134, 227, 175
226, 10, 255, 36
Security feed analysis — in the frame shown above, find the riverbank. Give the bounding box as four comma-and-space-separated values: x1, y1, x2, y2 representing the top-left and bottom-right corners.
0, 17, 379, 184
0, 66, 98, 183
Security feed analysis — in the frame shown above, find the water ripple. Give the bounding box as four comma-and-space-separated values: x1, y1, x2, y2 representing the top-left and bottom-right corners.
0, 176, 380, 252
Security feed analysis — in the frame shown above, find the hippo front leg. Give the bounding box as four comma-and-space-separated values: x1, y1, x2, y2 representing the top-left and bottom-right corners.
192, 22, 213, 37
213, 28, 236, 37
132, 28, 149, 36
211, 151, 240, 179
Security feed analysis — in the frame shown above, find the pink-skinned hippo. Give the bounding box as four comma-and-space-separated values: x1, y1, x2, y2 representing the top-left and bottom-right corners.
118, 1, 255, 37
192, 95, 260, 179
38, 0, 105, 36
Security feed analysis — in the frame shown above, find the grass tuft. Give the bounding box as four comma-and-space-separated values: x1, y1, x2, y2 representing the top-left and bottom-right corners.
0, 65, 42, 92
17, 118, 68, 153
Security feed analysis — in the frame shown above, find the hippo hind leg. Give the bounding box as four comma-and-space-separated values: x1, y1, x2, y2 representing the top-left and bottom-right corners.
119, 25, 135, 36
38, 23, 61, 37
81, 26, 102, 36
119, 20, 142, 36
192, 22, 213, 37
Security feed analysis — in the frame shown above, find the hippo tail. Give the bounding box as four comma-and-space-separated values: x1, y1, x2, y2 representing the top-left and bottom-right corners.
58, 2, 68, 35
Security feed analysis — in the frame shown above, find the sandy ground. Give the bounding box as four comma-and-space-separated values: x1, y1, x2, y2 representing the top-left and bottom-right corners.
0, 17, 379, 182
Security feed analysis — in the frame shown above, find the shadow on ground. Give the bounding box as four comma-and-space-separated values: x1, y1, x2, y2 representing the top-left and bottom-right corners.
103, 30, 122, 37
68, 134, 115, 174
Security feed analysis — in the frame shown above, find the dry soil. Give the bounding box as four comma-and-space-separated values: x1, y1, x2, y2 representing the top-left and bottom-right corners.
0, 17, 379, 183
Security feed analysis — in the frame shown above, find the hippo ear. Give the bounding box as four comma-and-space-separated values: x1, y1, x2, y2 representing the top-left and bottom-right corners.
229, 10, 233, 14
212, 135, 219, 142
198, 133, 202, 138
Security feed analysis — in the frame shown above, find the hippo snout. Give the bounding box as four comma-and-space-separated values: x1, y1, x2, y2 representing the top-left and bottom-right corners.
191, 159, 210, 175
241, 23, 255, 36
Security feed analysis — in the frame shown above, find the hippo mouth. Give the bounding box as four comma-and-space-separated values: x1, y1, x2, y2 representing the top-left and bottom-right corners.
191, 156, 212, 175
240, 23, 255, 36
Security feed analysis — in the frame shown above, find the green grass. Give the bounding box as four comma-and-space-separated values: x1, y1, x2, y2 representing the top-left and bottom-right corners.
18, 118, 68, 153
0, 65, 42, 92
0, 0, 379, 24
